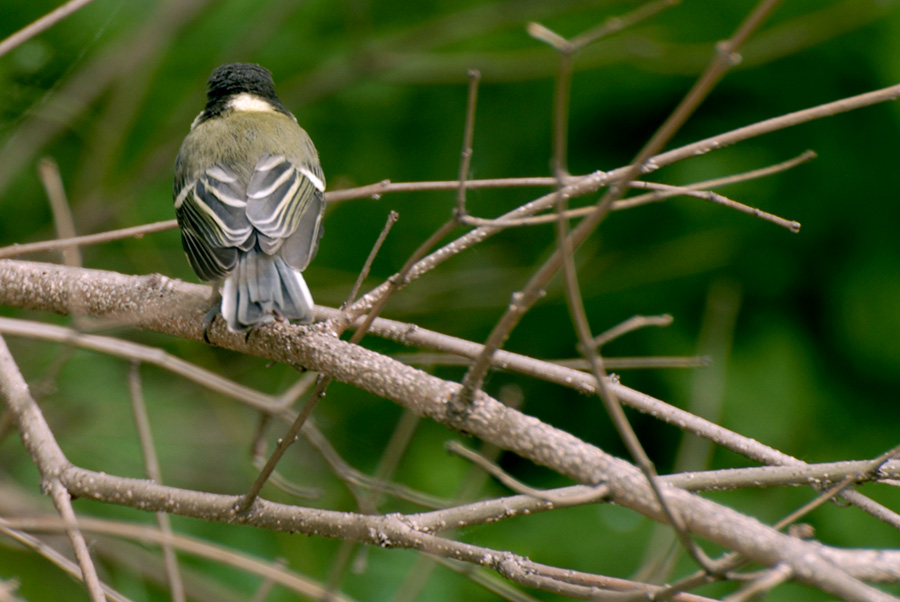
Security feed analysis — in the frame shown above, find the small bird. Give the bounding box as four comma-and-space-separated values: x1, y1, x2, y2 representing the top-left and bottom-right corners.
173, 63, 325, 334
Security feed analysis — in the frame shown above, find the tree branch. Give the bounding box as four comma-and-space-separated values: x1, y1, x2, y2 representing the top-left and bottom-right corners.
0, 259, 897, 601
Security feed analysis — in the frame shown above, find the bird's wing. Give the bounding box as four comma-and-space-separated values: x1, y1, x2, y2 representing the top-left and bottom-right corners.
246, 153, 325, 266
174, 165, 254, 280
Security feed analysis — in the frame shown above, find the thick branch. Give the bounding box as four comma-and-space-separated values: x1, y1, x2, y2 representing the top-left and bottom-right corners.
0, 260, 897, 600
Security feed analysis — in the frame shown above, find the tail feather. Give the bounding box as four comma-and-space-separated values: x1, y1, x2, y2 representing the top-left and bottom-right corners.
221, 249, 314, 332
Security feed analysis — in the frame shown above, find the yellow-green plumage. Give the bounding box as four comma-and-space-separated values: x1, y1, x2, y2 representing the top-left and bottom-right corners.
173, 63, 325, 332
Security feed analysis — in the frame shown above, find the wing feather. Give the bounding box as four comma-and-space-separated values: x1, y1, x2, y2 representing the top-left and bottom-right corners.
246, 154, 325, 257
174, 165, 255, 279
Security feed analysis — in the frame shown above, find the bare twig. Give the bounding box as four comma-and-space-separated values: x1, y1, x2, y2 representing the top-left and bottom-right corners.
301, 419, 450, 509
0, 335, 104, 601
395, 351, 709, 370
345, 210, 399, 305
0, 317, 281, 412
37, 158, 81, 267
0, 0, 100, 58
0, 220, 178, 260
0, 516, 356, 602
325, 409, 422, 591
529, 0, 679, 54
6, 512, 723, 602
628, 181, 800, 232
47, 482, 105, 602
455, 69, 481, 218
447, 440, 608, 505
128, 362, 185, 602
772, 443, 900, 532
1, 269, 899, 599
455, 0, 787, 412
349, 84, 900, 328
249, 452, 320, 500
634, 282, 741, 583
458, 150, 814, 229
592, 314, 674, 348
0, 145, 811, 265
0, 524, 131, 602
343, 219, 458, 330
650, 445, 900, 602
723, 564, 792, 602
235, 376, 329, 513
238, 213, 460, 513
250, 558, 289, 602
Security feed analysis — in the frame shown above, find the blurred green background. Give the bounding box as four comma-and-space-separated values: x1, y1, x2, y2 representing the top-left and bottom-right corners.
1, 0, 900, 600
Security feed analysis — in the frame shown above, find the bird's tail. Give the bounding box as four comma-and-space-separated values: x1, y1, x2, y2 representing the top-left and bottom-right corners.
220, 249, 314, 332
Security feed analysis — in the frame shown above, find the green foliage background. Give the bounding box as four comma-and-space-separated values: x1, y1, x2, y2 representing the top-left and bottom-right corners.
1, 0, 900, 600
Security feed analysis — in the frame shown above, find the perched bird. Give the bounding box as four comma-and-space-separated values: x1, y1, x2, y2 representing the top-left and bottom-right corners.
173, 63, 325, 334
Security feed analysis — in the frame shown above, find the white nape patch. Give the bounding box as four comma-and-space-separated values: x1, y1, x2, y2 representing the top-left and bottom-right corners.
299, 166, 326, 192
228, 93, 277, 113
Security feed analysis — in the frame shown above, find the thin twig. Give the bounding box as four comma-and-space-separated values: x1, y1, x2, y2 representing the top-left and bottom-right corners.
0, 335, 105, 602
634, 281, 741, 584
37, 157, 92, 329
47, 481, 105, 602
0, 317, 281, 412
302, 419, 450, 509
325, 175, 582, 203
1, 516, 356, 601
0, 0, 100, 58
37, 158, 81, 267
446, 440, 609, 505
458, 0, 788, 579
650, 444, 900, 602
395, 351, 709, 370
772, 443, 900, 532
530, 1, 680, 178
250, 558, 289, 602
455, 69, 481, 218
345, 210, 399, 305
249, 453, 320, 500
723, 564, 793, 602
629, 181, 800, 232
419, 556, 544, 602
0, 524, 131, 602
235, 376, 329, 513
0, 220, 178, 260
592, 314, 674, 348
0, 149, 813, 261
527, 0, 678, 54
455, 0, 786, 411
238, 216, 460, 513
343, 219, 458, 329
459, 150, 814, 229
6, 513, 722, 602
394, 388, 528, 602
325, 409, 422, 592
680, 149, 816, 188
128, 362, 185, 602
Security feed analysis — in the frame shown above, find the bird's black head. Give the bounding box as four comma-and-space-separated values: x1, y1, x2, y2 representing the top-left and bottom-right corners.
201, 63, 290, 119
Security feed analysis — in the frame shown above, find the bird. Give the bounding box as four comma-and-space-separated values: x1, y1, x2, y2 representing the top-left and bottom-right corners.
173, 63, 325, 335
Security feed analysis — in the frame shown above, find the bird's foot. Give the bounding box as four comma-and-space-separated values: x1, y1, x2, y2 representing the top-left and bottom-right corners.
202, 301, 221, 344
